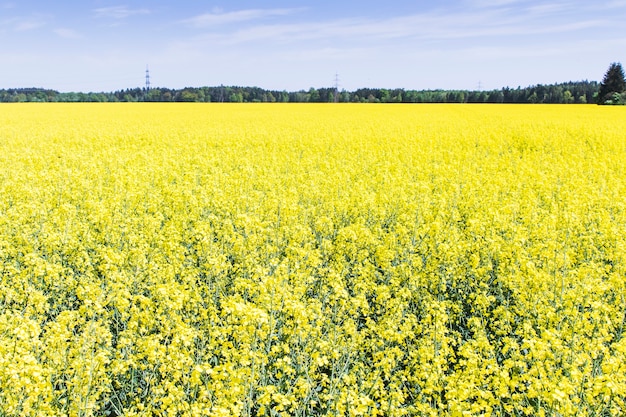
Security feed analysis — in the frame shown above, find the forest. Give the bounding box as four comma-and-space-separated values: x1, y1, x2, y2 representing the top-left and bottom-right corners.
0, 80, 600, 104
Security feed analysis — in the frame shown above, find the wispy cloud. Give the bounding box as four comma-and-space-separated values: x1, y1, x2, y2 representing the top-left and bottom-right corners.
15, 20, 44, 31
93, 5, 150, 19
181, 5, 607, 47
1, 16, 46, 31
54, 28, 82, 39
465, 0, 532, 7
181, 8, 305, 28
604, 0, 626, 8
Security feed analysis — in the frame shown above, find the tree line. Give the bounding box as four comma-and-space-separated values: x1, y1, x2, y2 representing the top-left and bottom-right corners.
0, 80, 602, 104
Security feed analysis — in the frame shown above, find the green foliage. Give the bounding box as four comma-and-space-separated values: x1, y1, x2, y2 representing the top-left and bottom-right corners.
0, 81, 601, 104
598, 62, 626, 105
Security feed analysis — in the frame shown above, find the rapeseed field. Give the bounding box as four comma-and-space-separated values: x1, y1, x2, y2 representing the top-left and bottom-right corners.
1, 103, 625, 416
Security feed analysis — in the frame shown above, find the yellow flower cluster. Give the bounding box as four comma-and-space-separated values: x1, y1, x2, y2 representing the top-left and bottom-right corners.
1, 103, 625, 416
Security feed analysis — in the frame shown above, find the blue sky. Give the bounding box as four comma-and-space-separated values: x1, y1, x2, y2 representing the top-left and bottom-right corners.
1, 1, 625, 92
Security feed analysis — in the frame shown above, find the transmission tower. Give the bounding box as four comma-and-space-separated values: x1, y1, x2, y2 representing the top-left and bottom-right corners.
333, 72, 340, 103
145, 65, 151, 91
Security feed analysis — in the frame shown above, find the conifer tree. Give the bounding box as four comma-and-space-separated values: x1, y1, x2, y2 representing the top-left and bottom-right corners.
598, 62, 626, 104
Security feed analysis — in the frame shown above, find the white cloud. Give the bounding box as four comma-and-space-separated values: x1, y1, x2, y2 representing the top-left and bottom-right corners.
3, 16, 46, 31
177, 6, 607, 48
54, 28, 82, 39
181, 8, 305, 27
159, 1, 618, 92
465, 0, 531, 7
93, 6, 150, 19
603, 0, 626, 8
527, 3, 569, 15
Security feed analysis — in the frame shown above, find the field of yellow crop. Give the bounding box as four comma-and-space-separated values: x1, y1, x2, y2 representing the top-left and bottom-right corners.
1, 103, 625, 416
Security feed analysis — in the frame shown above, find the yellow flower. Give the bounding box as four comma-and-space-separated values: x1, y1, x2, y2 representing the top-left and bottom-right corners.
1, 103, 625, 416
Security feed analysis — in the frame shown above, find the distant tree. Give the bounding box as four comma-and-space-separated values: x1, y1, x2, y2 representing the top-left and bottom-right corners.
0, 79, 600, 103
229, 92, 243, 103
379, 89, 391, 102
563, 90, 574, 104
308, 87, 320, 102
145, 88, 162, 102
598, 62, 626, 104
178, 89, 199, 102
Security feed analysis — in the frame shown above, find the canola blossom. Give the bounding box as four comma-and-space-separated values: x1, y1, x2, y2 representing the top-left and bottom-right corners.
1, 103, 625, 416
